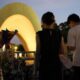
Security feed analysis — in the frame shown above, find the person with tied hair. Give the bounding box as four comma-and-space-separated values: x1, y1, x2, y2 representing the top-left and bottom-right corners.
35, 11, 64, 80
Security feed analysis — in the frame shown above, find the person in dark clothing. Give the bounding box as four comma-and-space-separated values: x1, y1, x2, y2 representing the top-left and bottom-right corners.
35, 12, 64, 80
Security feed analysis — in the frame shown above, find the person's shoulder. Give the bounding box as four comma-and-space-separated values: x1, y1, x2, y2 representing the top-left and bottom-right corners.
55, 28, 62, 34
54, 29, 62, 37
68, 27, 76, 35
75, 24, 80, 29
36, 30, 42, 33
36, 30, 43, 35
71, 24, 80, 30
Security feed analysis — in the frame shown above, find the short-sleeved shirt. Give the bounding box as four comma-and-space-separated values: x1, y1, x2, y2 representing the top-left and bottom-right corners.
68, 24, 80, 66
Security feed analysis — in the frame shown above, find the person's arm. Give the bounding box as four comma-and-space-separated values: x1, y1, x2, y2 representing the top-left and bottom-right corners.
59, 37, 65, 55
34, 33, 40, 77
59, 37, 73, 69
68, 46, 75, 51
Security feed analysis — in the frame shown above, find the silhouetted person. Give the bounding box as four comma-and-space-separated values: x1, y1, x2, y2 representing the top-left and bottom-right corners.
67, 13, 80, 80
35, 12, 64, 80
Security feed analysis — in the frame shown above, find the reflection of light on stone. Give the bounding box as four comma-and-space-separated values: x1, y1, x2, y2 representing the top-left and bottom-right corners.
25, 60, 34, 66
19, 53, 22, 58
2, 45, 6, 51
27, 53, 35, 58
25, 53, 35, 65
14, 53, 17, 59
14, 46, 18, 52
30, 53, 35, 58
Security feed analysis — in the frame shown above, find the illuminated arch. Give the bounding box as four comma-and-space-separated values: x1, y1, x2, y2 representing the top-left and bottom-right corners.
1, 14, 36, 51
0, 2, 41, 51
0, 2, 41, 31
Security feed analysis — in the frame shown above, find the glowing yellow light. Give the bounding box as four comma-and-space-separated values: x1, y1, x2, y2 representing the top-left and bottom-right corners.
27, 53, 35, 58
25, 60, 34, 66
2, 45, 6, 51
0, 2, 41, 65
19, 53, 22, 58
14, 46, 18, 51
1, 14, 36, 51
14, 53, 17, 59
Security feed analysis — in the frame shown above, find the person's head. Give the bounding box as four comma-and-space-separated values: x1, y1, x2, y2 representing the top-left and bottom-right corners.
67, 13, 80, 28
41, 11, 55, 29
